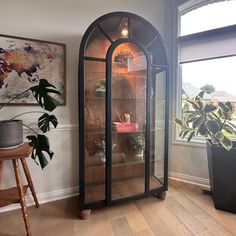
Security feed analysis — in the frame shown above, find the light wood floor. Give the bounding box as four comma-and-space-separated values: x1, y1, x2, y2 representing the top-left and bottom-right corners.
1, 180, 236, 236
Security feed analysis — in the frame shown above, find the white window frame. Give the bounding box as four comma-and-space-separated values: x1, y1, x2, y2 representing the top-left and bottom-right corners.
174, 0, 236, 146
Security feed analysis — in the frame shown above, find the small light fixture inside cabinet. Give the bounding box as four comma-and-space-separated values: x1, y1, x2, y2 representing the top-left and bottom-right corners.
121, 26, 128, 37
119, 18, 128, 37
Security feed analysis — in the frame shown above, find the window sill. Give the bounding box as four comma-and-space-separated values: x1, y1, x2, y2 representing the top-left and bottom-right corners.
172, 138, 207, 148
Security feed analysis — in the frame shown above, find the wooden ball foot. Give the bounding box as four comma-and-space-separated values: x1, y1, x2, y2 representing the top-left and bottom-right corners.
79, 209, 91, 220
156, 191, 166, 200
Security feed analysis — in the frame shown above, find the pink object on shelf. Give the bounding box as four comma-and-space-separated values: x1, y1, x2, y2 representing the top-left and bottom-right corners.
113, 122, 138, 132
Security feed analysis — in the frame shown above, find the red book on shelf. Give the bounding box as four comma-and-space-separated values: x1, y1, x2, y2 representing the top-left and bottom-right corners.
113, 122, 138, 132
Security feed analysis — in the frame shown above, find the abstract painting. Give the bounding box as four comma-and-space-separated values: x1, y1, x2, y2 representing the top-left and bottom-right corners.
0, 34, 66, 104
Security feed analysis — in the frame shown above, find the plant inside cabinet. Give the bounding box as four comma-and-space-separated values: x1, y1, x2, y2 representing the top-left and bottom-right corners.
79, 12, 169, 218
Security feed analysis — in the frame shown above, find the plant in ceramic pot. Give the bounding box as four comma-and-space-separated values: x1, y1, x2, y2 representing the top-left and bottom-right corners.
95, 79, 106, 97
129, 134, 145, 159
0, 78, 60, 169
174, 90, 236, 213
94, 139, 106, 162
94, 139, 116, 162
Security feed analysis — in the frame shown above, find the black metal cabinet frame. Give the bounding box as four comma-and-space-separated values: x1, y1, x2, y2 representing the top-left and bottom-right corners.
78, 11, 170, 212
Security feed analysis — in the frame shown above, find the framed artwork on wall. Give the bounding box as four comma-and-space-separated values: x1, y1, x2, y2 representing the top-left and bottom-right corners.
0, 34, 66, 105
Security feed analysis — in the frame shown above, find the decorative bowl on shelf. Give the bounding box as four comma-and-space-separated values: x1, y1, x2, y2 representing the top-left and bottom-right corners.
95, 88, 106, 97
95, 79, 106, 97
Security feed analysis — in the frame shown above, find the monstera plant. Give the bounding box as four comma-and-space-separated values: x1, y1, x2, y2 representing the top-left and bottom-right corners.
175, 91, 236, 150
0, 79, 60, 169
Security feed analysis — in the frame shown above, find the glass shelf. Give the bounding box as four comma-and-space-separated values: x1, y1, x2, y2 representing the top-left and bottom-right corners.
85, 96, 149, 100
86, 158, 145, 168
85, 129, 145, 135
85, 155, 161, 168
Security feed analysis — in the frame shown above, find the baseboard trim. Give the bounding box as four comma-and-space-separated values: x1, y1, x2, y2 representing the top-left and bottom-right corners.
169, 171, 210, 189
0, 172, 210, 213
0, 186, 79, 213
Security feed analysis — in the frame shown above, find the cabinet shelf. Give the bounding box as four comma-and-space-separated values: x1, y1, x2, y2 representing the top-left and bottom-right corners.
85, 155, 162, 168
85, 129, 145, 135
86, 156, 145, 168
85, 96, 158, 101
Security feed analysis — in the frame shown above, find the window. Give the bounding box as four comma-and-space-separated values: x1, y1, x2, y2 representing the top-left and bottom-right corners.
180, 0, 236, 36
177, 0, 236, 141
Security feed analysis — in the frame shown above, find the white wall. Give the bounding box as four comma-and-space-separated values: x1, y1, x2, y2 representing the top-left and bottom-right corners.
167, 0, 210, 187
0, 0, 170, 210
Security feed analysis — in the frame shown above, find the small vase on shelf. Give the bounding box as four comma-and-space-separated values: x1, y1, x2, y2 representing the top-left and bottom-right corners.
135, 149, 144, 160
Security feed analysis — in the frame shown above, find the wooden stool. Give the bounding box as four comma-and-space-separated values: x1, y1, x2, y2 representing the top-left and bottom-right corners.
0, 143, 39, 236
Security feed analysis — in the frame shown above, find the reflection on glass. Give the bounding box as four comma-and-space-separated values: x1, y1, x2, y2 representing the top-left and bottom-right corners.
111, 42, 147, 200
130, 19, 155, 46
84, 60, 106, 203
100, 17, 129, 41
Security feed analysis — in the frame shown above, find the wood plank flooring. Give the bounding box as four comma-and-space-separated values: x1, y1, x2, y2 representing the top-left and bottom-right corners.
1, 180, 236, 236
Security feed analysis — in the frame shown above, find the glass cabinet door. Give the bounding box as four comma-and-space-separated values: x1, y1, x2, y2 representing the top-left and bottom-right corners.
80, 12, 169, 211
111, 42, 147, 200
84, 60, 106, 204
150, 69, 166, 189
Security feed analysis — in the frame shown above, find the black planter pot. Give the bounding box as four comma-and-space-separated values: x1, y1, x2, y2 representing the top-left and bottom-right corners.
207, 140, 236, 213
0, 120, 23, 148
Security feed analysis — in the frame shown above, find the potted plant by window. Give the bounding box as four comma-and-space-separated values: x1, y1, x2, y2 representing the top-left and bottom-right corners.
175, 91, 236, 213
129, 134, 145, 160
0, 78, 60, 169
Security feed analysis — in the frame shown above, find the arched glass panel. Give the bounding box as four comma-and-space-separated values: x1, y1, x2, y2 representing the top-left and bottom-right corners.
99, 17, 129, 41
130, 19, 156, 46
85, 27, 111, 58
111, 42, 147, 200
147, 38, 167, 65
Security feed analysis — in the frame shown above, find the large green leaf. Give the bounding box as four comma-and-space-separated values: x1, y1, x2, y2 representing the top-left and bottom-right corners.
186, 99, 200, 110
205, 120, 220, 134
174, 118, 183, 126
221, 137, 232, 151
210, 134, 218, 144
30, 79, 61, 112
38, 113, 58, 133
26, 134, 54, 169
197, 100, 203, 110
215, 131, 225, 142
198, 91, 205, 99
187, 131, 195, 142
218, 102, 230, 113
198, 123, 208, 136
192, 116, 205, 129
223, 124, 236, 135
202, 104, 217, 113
225, 102, 235, 113
182, 102, 190, 113
181, 129, 190, 139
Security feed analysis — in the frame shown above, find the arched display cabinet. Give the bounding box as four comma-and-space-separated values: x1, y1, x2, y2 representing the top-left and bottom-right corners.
79, 12, 169, 218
